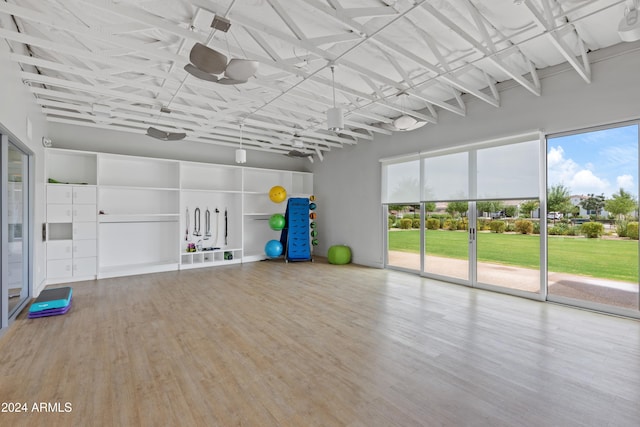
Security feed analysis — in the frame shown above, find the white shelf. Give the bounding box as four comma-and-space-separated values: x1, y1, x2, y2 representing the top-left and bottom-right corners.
45, 148, 312, 282
100, 185, 180, 191
182, 188, 242, 194
99, 214, 179, 223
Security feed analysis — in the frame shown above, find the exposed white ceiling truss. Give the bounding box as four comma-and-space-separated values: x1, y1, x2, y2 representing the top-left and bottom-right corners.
0, 0, 632, 160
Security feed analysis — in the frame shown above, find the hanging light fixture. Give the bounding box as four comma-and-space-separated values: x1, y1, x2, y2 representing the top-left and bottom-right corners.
381, 93, 428, 132
619, 0, 640, 41
235, 123, 247, 164
326, 65, 344, 132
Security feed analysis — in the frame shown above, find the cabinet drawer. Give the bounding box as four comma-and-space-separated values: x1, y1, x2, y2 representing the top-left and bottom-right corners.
47, 204, 72, 223
73, 204, 97, 222
47, 240, 72, 260
73, 222, 97, 240
73, 186, 96, 204
73, 257, 97, 276
73, 239, 97, 258
47, 185, 72, 204
47, 259, 73, 279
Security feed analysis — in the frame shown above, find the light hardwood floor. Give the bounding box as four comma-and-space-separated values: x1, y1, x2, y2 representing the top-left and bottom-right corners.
1, 259, 639, 426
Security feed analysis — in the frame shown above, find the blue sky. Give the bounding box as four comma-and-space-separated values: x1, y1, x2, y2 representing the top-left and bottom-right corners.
547, 125, 638, 198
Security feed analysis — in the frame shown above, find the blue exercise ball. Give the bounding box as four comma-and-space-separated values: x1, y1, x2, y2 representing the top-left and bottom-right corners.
309, 202, 317, 210
265, 240, 283, 258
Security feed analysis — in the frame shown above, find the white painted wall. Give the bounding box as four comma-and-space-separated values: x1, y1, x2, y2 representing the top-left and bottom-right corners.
0, 36, 49, 294
311, 42, 640, 267
48, 123, 312, 172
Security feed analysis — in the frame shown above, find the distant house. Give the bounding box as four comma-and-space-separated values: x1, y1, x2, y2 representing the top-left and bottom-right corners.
570, 195, 609, 218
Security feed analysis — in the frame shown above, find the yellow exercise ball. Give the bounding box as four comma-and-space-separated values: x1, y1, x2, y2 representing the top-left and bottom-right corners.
269, 185, 287, 203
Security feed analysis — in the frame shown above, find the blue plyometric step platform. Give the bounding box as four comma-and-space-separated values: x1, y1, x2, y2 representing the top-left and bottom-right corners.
280, 197, 311, 262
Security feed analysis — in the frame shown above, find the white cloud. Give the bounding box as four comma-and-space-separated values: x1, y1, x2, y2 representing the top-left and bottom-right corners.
547, 146, 578, 186
569, 170, 609, 195
616, 174, 634, 192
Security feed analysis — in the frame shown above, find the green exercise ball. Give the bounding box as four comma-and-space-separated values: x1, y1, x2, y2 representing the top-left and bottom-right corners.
312, 239, 319, 246
310, 222, 317, 229
328, 245, 351, 265
269, 213, 286, 231
310, 230, 318, 237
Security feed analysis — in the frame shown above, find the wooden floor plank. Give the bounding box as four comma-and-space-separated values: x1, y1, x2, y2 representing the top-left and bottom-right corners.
1, 259, 639, 426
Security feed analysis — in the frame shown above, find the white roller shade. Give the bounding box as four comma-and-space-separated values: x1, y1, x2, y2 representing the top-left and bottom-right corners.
476, 139, 540, 200
381, 158, 420, 203
423, 152, 469, 201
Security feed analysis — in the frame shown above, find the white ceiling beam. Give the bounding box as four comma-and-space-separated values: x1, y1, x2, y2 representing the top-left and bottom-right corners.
340, 7, 399, 19
36, 98, 342, 149
266, 0, 307, 40
423, 2, 541, 97
12, 52, 372, 136
306, 33, 362, 47
67, 0, 420, 134
43, 106, 332, 153
46, 116, 301, 156
26, 77, 358, 146
525, 0, 591, 83
298, 0, 496, 109
0, 2, 188, 64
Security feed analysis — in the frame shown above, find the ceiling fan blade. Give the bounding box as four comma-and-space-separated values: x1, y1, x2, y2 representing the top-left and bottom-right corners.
184, 64, 220, 82
189, 43, 227, 74
146, 126, 168, 140
215, 77, 248, 85
146, 127, 186, 141
287, 150, 313, 157
166, 132, 187, 141
224, 58, 259, 81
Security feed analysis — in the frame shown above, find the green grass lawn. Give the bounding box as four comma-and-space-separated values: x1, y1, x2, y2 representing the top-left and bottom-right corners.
388, 230, 639, 282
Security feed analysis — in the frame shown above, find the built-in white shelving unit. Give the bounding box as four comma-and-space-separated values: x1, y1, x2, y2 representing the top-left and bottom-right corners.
44, 149, 312, 282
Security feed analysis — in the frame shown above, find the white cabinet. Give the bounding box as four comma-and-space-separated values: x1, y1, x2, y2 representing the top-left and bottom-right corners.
73, 186, 96, 204
47, 185, 73, 203
47, 240, 73, 260
47, 204, 72, 223
45, 148, 312, 279
73, 204, 97, 222
73, 222, 97, 240
47, 259, 73, 279
45, 180, 98, 283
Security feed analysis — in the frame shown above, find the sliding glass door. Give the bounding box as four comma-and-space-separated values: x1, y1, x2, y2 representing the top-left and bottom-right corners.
421, 137, 542, 295
1, 134, 31, 328
547, 124, 639, 313
475, 199, 541, 293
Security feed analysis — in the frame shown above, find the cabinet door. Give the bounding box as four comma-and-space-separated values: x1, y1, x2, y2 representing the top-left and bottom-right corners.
47, 240, 73, 260
47, 185, 72, 204
73, 204, 97, 222
73, 222, 97, 240
73, 186, 96, 204
73, 257, 97, 276
47, 259, 73, 278
47, 204, 73, 223
73, 239, 97, 258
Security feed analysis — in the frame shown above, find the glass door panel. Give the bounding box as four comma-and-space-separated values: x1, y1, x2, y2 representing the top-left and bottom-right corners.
387, 204, 421, 271
547, 125, 639, 311
423, 201, 469, 281
475, 200, 541, 293
6, 142, 29, 316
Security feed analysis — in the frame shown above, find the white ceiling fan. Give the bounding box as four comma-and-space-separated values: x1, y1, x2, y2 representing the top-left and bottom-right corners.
183, 15, 259, 85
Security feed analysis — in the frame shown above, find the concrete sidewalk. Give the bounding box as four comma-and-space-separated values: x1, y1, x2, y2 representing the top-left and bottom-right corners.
388, 251, 639, 309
